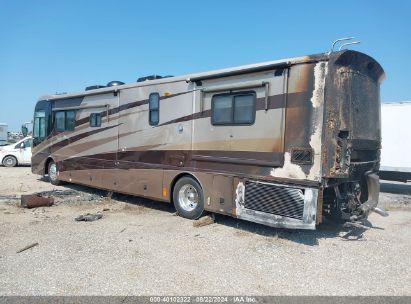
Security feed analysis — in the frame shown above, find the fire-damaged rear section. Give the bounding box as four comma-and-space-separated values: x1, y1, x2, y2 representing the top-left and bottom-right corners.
321, 51, 387, 223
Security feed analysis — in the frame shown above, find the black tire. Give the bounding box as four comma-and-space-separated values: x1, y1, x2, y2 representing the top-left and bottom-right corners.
48, 160, 62, 185
3, 156, 17, 167
173, 176, 204, 220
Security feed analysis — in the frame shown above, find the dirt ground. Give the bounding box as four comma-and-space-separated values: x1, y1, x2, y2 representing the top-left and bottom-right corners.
0, 167, 410, 296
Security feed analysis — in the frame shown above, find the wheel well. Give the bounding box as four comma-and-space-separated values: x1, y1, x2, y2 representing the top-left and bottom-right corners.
2, 155, 18, 165
44, 158, 54, 175
169, 173, 202, 206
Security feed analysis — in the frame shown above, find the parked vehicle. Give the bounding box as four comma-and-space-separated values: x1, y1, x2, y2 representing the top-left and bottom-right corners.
0, 137, 32, 167
31, 50, 386, 229
380, 102, 411, 182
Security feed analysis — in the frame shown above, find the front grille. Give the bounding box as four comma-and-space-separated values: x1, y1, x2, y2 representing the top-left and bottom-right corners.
244, 181, 305, 220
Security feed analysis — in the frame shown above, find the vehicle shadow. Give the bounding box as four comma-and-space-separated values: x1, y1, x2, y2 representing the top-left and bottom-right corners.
39, 177, 176, 214
38, 177, 384, 246
212, 214, 383, 246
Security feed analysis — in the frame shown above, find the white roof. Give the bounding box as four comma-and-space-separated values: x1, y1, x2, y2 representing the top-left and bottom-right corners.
39, 52, 331, 101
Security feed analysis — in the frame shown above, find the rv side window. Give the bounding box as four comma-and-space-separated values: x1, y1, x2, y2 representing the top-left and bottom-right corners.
54, 110, 76, 131
149, 93, 160, 126
212, 95, 232, 124
212, 91, 256, 125
66, 111, 76, 131
90, 113, 101, 127
233, 94, 255, 123
55, 111, 65, 131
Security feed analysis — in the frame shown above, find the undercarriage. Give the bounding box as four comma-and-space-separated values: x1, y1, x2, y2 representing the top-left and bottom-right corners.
322, 173, 388, 224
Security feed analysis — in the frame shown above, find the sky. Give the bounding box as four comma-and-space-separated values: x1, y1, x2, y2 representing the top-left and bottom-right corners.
0, 0, 410, 131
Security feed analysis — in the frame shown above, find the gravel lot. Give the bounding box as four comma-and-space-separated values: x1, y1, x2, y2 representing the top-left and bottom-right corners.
0, 167, 410, 296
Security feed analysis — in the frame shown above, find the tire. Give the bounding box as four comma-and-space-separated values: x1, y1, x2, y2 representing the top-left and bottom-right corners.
48, 160, 62, 185
2, 156, 17, 167
173, 176, 205, 220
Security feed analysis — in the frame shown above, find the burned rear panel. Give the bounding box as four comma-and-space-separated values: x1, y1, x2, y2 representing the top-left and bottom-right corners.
322, 51, 385, 178
320, 51, 385, 223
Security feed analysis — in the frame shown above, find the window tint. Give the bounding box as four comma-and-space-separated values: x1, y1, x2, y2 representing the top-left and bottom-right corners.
212, 95, 232, 124
90, 113, 101, 127
34, 111, 46, 138
66, 111, 76, 131
149, 93, 160, 125
24, 139, 32, 148
55, 112, 65, 131
54, 110, 76, 131
233, 94, 254, 123
211, 91, 256, 125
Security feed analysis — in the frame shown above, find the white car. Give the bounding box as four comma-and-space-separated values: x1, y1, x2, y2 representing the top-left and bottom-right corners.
0, 137, 32, 167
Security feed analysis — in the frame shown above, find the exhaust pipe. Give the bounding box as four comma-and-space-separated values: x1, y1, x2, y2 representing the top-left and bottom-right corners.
373, 207, 389, 217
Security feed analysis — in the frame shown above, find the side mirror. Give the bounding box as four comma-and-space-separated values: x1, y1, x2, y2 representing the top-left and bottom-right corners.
22, 126, 28, 137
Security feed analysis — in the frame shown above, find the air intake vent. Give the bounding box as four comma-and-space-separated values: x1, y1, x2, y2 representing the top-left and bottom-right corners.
291, 148, 313, 164
85, 85, 106, 91
137, 75, 164, 82
136, 75, 173, 82
244, 181, 305, 220
107, 81, 125, 87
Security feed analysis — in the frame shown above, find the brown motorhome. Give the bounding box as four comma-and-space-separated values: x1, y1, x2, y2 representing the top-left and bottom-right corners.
31, 50, 385, 229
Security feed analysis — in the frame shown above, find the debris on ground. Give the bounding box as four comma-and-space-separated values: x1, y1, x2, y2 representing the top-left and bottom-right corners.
343, 221, 371, 230
75, 212, 103, 222
193, 215, 215, 228
37, 189, 79, 198
119, 228, 126, 233
21, 194, 54, 209
16, 242, 39, 253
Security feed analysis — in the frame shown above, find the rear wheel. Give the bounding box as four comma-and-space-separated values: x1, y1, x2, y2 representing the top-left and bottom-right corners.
173, 176, 204, 220
48, 161, 62, 185
2, 156, 17, 167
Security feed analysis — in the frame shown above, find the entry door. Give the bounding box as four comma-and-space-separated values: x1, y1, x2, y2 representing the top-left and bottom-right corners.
115, 85, 164, 197
115, 82, 193, 198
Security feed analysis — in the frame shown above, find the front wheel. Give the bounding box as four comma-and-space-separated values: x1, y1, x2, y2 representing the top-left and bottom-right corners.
48, 161, 62, 185
2, 156, 17, 167
173, 176, 205, 220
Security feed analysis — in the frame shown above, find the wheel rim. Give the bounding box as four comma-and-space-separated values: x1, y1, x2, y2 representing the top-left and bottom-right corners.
49, 163, 57, 181
178, 184, 199, 212
4, 157, 14, 166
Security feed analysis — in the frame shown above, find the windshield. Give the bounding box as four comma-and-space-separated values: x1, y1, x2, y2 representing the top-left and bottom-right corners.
33, 111, 46, 139
32, 100, 52, 146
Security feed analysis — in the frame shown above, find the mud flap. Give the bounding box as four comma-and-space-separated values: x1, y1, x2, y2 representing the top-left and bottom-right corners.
353, 173, 387, 221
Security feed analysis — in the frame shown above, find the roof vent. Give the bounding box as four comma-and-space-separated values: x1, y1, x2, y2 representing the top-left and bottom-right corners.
137, 75, 164, 82
107, 81, 125, 87
85, 85, 106, 91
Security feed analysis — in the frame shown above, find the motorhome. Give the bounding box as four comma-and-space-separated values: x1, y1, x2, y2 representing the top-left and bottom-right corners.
31, 50, 386, 229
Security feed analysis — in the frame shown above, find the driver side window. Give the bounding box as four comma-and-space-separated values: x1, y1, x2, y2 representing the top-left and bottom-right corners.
14, 139, 32, 149
24, 139, 32, 148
